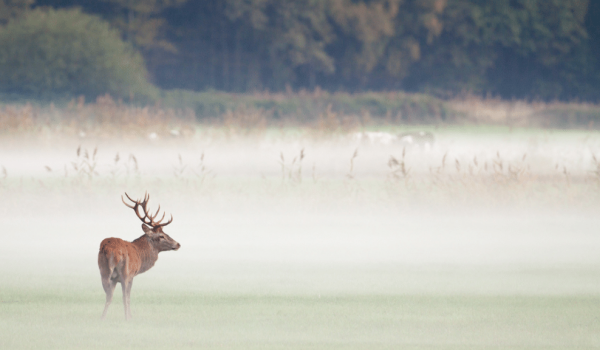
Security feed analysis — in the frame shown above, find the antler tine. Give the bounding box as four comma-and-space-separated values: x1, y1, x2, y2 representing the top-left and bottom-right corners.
121, 195, 135, 209
139, 193, 149, 210
154, 212, 166, 225
152, 205, 161, 220
123, 192, 153, 226
141, 193, 153, 215
124, 192, 138, 205
123, 192, 173, 229
155, 214, 173, 228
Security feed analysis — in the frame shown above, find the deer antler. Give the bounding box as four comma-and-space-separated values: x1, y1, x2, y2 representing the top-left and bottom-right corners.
122, 192, 173, 229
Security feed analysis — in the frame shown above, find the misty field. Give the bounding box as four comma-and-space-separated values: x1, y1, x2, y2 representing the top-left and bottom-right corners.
1, 103, 600, 349
2, 286, 599, 349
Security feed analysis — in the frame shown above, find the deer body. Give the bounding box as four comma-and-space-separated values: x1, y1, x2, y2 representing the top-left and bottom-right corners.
98, 193, 180, 320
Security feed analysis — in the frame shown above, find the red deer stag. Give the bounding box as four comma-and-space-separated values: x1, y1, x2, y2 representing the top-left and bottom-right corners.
98, 192, 180, 320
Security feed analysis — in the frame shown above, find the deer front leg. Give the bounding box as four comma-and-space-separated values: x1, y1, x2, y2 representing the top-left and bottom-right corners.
101, 277, 117, 320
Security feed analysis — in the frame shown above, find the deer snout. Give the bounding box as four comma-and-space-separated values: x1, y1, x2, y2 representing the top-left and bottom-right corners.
174, 242, 181, 251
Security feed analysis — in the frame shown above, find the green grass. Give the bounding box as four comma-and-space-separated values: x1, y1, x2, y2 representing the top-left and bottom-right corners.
1, 285, 599, 349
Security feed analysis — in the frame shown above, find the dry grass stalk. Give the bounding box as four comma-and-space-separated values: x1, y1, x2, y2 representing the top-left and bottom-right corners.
170, 153, 213, 187
0, 95, 196, 139
70, 146, 98, 179
424, 150, 538, 203
173, 154, 187, 178
590, 154, 600, 184
278, 149, 305, 184
222, 107, 268, 137
0, 104, 37, 134
388, 147, 410, 181
449, 94, 600, 128
346, 149, 359, 180
108, 152, 140, 181
192, 152, 212, 185
316, 104, 341, 133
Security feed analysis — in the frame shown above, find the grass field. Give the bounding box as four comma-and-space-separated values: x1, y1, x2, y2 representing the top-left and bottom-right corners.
2, 287, 599, 349
1, 102, 600, 349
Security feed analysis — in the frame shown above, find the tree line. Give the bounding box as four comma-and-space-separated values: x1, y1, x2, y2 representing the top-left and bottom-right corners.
3, 0, 600, 101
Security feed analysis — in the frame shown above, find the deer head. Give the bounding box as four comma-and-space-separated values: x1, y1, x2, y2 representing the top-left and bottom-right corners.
122, 192, 181, 252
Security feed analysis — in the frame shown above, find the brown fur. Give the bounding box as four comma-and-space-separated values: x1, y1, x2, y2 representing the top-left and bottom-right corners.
98, 223, 180, 320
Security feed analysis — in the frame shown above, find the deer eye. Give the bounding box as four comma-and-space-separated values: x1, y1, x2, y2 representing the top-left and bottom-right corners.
159, 235, 165, 240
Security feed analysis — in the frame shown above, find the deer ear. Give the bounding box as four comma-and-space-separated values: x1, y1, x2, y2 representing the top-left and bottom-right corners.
141, 224, 153, 235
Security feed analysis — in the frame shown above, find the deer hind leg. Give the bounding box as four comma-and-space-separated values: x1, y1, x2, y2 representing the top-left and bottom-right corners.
101, 277, 117, 319
99, 254, 118, 320
121, 278, 134, 320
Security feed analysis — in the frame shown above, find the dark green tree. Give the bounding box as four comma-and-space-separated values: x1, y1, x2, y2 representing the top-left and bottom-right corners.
13, 0, 600, 100
264, 0, 334, 90
327, 0, 400, 89
406, 0, 591, 99
0, 0, 33, 24
0, 7, 154, 99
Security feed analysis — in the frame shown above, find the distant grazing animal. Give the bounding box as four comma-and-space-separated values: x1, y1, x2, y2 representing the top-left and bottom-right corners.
98, 193, 180, 320
352, 131, 398, 145
397, 131, 435, 149
352, 131, 435, 148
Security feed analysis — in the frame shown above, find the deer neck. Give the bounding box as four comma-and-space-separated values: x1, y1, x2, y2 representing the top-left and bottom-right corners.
132, 235, 160, 274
